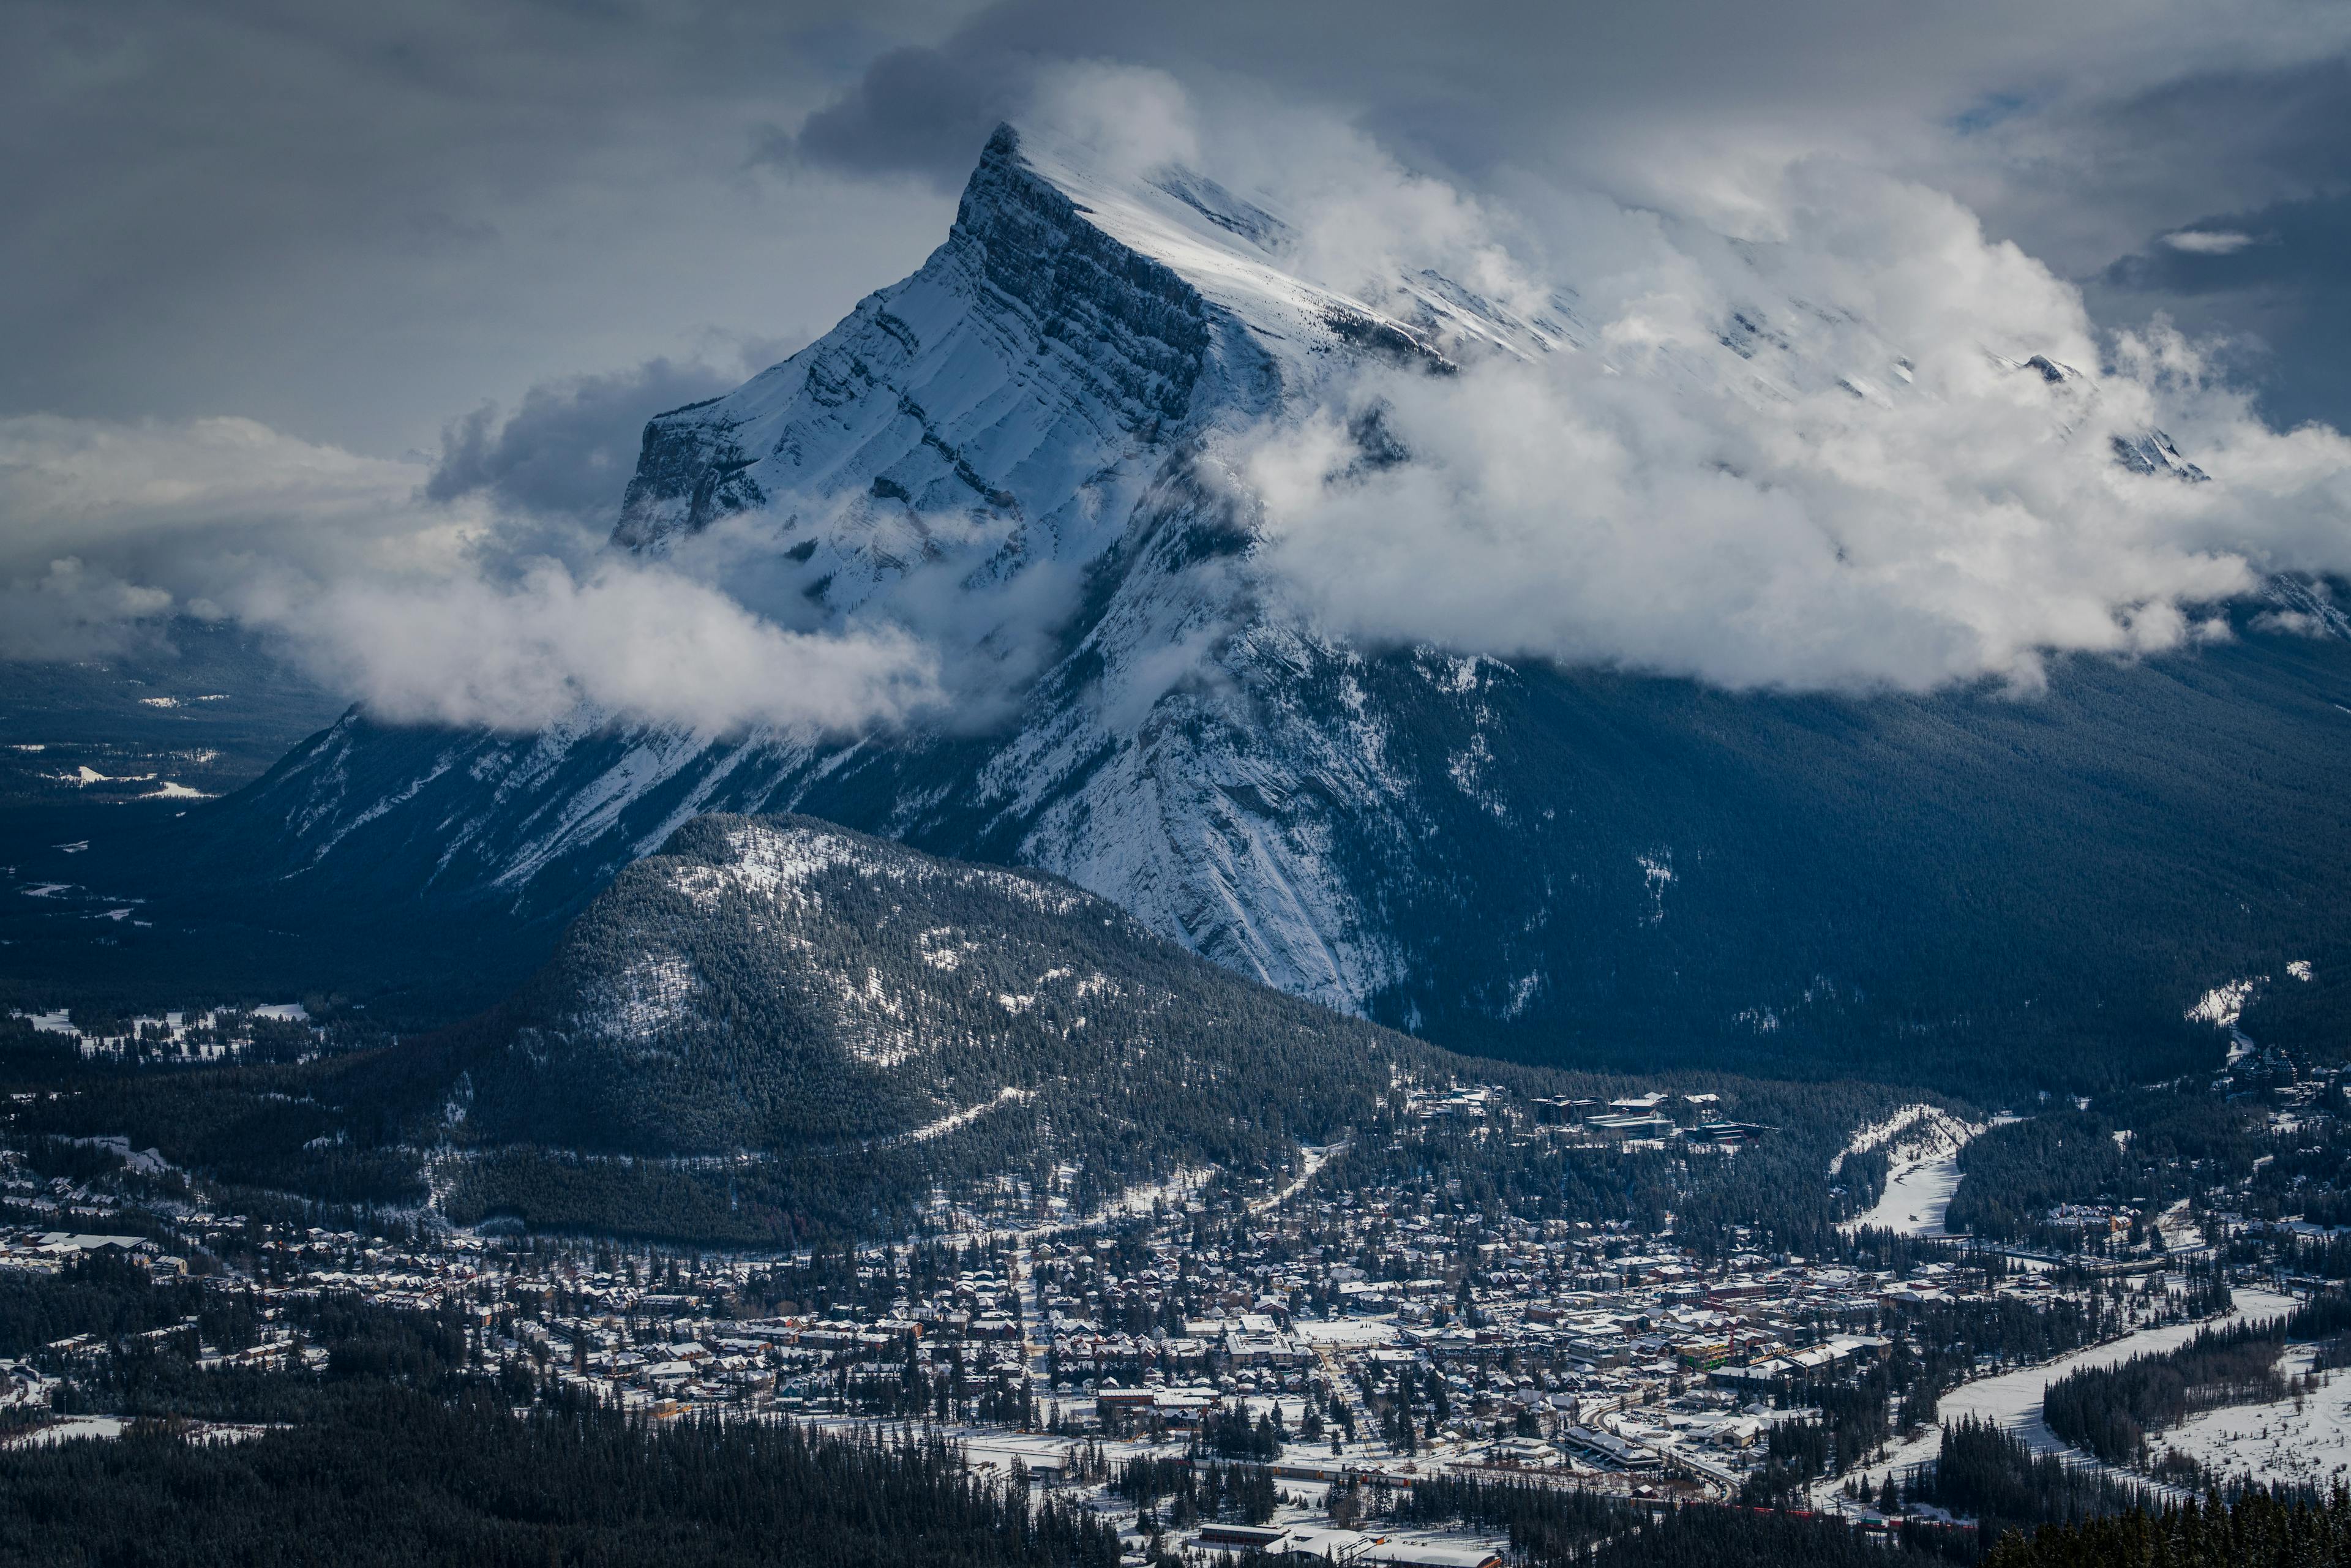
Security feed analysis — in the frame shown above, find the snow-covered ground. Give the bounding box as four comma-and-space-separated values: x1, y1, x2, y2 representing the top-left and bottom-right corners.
2, 1416, 124, 1446
1835, 1106, 1990, 1237
2154, 1198, 2208, 1255
2164, 1347, 2351, 1490
890, 1086, 1032, 1148
958, 1166, 1218, 1246
1849, 1158, 1970, 1237
0, 1417, 275, 1449
1292, 1317, 1403, 1348
9, 1001, 309, 1060
64, 1135, 172, 1176
1248, 1140, 1348, 1215
803, 1410, 1513, 1564
1821, 1286, 2299, 1504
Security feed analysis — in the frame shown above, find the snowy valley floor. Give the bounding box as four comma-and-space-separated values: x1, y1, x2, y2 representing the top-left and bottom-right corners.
1817, 1286, 2301, 1508
2165, 1346, 2351, 1491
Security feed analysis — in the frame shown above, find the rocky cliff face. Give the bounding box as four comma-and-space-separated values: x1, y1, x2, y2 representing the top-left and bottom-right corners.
612, 128, 1231, 569
195, 127, 2351, 1090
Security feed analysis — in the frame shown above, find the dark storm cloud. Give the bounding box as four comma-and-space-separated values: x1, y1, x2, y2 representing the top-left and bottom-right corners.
2106, 56, 2351, 195
2105, 198, 2351, 298
427, 356, 774, 524
2091, 190, 2351, 433
1941, 54, 2351, 277
789, 0, 2347, 192
782, 43, 1036, 189
2027, 53, 2351, 432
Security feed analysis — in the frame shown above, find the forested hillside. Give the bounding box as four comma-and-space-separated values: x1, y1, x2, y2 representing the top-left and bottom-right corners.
5, 813, 1940, 1248
384, 812, 1457, 1234
1981, 1490, 2351, 1568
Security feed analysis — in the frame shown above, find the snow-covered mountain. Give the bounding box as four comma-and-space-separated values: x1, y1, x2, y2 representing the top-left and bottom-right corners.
188, 126, 2351, 1089
220, 126, 1472, 1010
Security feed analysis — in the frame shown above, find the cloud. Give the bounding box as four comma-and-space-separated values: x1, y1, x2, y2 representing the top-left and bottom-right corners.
2162, 230, 2257, 255
427, 354, 784, 523
785, 48, 1200, 193
0, 0, 955, 453
2093, 189, 2351, 433
0, 559, 175, 661
10, 0, 2351, 463
0, 412, 460, 577
1942, 54, 2351, 276
0, 409, 946, 736
787, 43, 1038, 190
787, 2, 2351, 244
1217, 144, 2351, 693
244, 560, 943, 735
767, 4, 2351, 438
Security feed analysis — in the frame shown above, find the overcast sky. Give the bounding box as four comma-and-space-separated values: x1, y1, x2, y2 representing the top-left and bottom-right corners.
4, 0, 2347, 722
8, 0, 2347, 457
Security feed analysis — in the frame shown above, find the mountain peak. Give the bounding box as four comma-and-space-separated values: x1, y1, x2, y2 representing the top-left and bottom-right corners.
980, 123, 1463, 372
606, 124, 1288, 570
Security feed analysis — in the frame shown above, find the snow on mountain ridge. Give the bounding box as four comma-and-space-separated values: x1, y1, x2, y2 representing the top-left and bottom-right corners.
606, 124, 1461, 602
681, 819, 1102, 922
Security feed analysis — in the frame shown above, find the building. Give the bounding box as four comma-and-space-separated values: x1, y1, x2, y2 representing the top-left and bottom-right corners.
1269, 1528, 1505, 1568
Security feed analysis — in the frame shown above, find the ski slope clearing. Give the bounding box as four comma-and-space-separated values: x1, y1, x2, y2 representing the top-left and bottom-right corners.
1836, 1105, 1989, 1237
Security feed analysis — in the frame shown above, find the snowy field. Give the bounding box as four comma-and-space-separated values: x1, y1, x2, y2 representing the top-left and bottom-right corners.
2164, 1347, 2351, 1490
1849, 1157, 1970, 1237
1820, 1286, 2299, 1504
0, 1417, 294, 1450
3, 1416, 125, 1447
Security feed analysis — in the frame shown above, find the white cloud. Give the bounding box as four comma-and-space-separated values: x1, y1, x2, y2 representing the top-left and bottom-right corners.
0, 412, 946, 735
1221, 148, 2351, 693
242, 560, 942, 735
2161, 228, 2257, 255
1025, 61, 1201, 181
0, 558, 175, 660
0, 413, 451, 566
